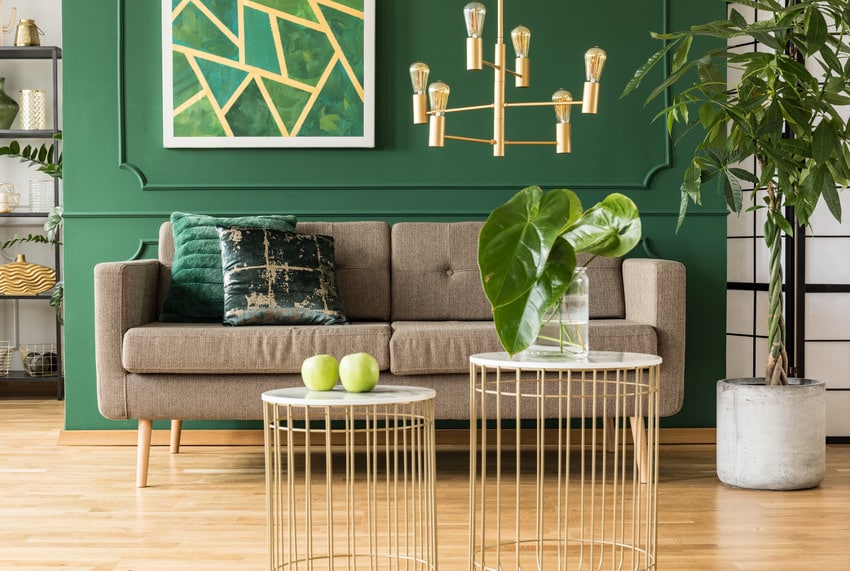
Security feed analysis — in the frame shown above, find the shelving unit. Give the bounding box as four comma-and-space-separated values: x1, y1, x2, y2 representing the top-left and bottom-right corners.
0, 46, 62, 399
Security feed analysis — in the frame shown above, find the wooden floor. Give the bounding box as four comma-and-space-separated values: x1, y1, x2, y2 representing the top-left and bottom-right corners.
2, 399, 850, 570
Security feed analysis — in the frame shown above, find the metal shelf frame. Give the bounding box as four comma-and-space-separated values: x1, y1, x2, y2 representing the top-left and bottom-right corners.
0, 46, 63, 400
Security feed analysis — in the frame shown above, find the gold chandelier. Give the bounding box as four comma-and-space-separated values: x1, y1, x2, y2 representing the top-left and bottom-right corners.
409, 0, 606, 157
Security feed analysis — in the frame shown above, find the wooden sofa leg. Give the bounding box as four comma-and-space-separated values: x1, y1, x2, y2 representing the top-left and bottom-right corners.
629, 416, 649, 484
137, 419, 153, 488
170, 420, 183, 454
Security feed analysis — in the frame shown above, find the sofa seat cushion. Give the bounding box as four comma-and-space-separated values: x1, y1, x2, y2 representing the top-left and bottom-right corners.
389, 320, 657, 376
390, 321, 503, 375
123, 322, 390, 374
589, 319, 657, 355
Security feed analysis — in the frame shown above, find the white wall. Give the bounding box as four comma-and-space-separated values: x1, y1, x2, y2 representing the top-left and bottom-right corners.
0, 0, 63, 372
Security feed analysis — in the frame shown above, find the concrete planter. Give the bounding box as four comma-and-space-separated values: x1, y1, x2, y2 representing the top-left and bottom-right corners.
716, 378, 826, 490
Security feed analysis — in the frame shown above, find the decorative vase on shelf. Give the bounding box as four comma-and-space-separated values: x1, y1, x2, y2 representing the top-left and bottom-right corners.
0, 77, 19, 129
523, 266, 590, 359
18, 89, 45, 130
0, 254, 57, 296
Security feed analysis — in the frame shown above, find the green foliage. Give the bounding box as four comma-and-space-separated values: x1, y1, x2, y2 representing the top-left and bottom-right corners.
478, 187, 641, 355
0, 132, 63, 179
622, 0, 850, 384
49, 281, 64, 325
1, 233, 61, 250
622, 1, 849, 229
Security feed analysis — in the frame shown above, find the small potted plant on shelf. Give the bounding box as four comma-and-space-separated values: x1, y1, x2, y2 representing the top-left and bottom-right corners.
0, 133, 63, 321
477, 185, 641, 356
621, 0, 850, 488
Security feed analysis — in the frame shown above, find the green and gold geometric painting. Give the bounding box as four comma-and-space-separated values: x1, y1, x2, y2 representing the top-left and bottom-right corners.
162, 0, 374, 148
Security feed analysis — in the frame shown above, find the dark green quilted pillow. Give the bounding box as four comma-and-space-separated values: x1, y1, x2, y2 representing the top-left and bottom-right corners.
159, 212, 297, 322
217, 226, 348, 326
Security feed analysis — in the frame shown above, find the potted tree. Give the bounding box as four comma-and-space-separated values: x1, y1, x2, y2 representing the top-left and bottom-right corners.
477, 186, 641, 356
622, 0, 850, 488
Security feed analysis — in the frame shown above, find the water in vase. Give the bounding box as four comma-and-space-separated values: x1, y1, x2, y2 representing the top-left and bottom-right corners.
523, 267, 590, 360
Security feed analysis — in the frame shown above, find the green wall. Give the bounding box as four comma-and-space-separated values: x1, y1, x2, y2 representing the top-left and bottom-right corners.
61, 0, 727, 430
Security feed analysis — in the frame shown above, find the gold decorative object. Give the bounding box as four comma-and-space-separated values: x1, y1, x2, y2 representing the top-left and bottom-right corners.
0, 1, 16, 46
409, 0, 606, 156
13, 17, 40, 46
0, 182, 20, 213
18, 89, 45, 130
0, 254, 56, 295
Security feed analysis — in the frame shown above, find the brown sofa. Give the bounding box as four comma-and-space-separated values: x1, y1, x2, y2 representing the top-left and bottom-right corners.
94, 221, 686, 486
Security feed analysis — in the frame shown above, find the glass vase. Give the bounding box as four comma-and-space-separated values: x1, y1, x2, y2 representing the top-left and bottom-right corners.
0, 77, 19, 129
524, 266, 590, 359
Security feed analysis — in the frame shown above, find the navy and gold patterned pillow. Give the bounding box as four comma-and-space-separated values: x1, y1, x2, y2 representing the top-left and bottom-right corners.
216, 226, 348, 326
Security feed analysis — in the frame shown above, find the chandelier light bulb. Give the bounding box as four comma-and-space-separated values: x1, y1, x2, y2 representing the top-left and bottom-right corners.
428, 81, 450, 114
463, 2, 486, 38
511, 26, 531, 58
584, 46, 607, 82
409, 62, 430, 94
552, 89, 573, 123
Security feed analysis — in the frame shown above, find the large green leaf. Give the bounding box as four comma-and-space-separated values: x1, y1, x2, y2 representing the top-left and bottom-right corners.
490, 238, 576, 354
562, 193, 642, 257
478, 188, 641, 355
478, 186, 580, 310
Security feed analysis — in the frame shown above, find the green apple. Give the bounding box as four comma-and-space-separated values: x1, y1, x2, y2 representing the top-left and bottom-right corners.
339, 352, 380, 393
300, 354, 339, 391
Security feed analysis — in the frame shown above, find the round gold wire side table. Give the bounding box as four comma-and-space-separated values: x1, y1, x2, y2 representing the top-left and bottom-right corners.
263, 385, 437, 570
468, 351, 661, 571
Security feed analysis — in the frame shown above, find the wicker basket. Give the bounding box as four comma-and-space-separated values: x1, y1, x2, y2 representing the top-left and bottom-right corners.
0, 341, 12, 377
19, 343, 58, 377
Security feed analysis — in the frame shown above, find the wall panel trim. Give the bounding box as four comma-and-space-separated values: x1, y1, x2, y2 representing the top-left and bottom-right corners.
116, 0, 675, 192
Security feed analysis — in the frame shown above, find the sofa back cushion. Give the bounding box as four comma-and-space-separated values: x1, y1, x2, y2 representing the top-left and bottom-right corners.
391, 222, 492, 320
577, 253, 625, 319
388, 222, 626, 321
158, 221, 391, 321
296, 222, 391, 321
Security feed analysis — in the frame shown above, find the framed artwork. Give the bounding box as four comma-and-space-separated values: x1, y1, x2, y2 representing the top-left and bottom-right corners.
162, 0, 375, 148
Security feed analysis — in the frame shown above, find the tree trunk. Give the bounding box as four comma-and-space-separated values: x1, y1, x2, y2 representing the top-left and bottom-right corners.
764, 187, 788, 386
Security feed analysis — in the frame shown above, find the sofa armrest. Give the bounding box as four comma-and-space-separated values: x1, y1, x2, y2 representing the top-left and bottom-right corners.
622, 258, 686, 417
94, 259, 162, 420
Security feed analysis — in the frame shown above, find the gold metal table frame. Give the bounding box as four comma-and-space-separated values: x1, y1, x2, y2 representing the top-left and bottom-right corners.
263, 386, 437, 571
468, 351, 661, 571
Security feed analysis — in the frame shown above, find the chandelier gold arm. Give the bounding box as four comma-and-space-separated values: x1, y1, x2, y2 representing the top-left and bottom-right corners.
505, 141, 557, 146
445, 135, 497, 145
481, 61, 523, 79
504, 101, 583, 109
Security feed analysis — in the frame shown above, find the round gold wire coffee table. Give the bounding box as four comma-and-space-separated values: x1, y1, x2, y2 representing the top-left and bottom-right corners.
468, 351, 661, 571
263, 385, 437, 570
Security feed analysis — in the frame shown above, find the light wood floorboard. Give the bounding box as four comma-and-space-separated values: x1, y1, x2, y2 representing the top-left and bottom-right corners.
2, 399, 850, 570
